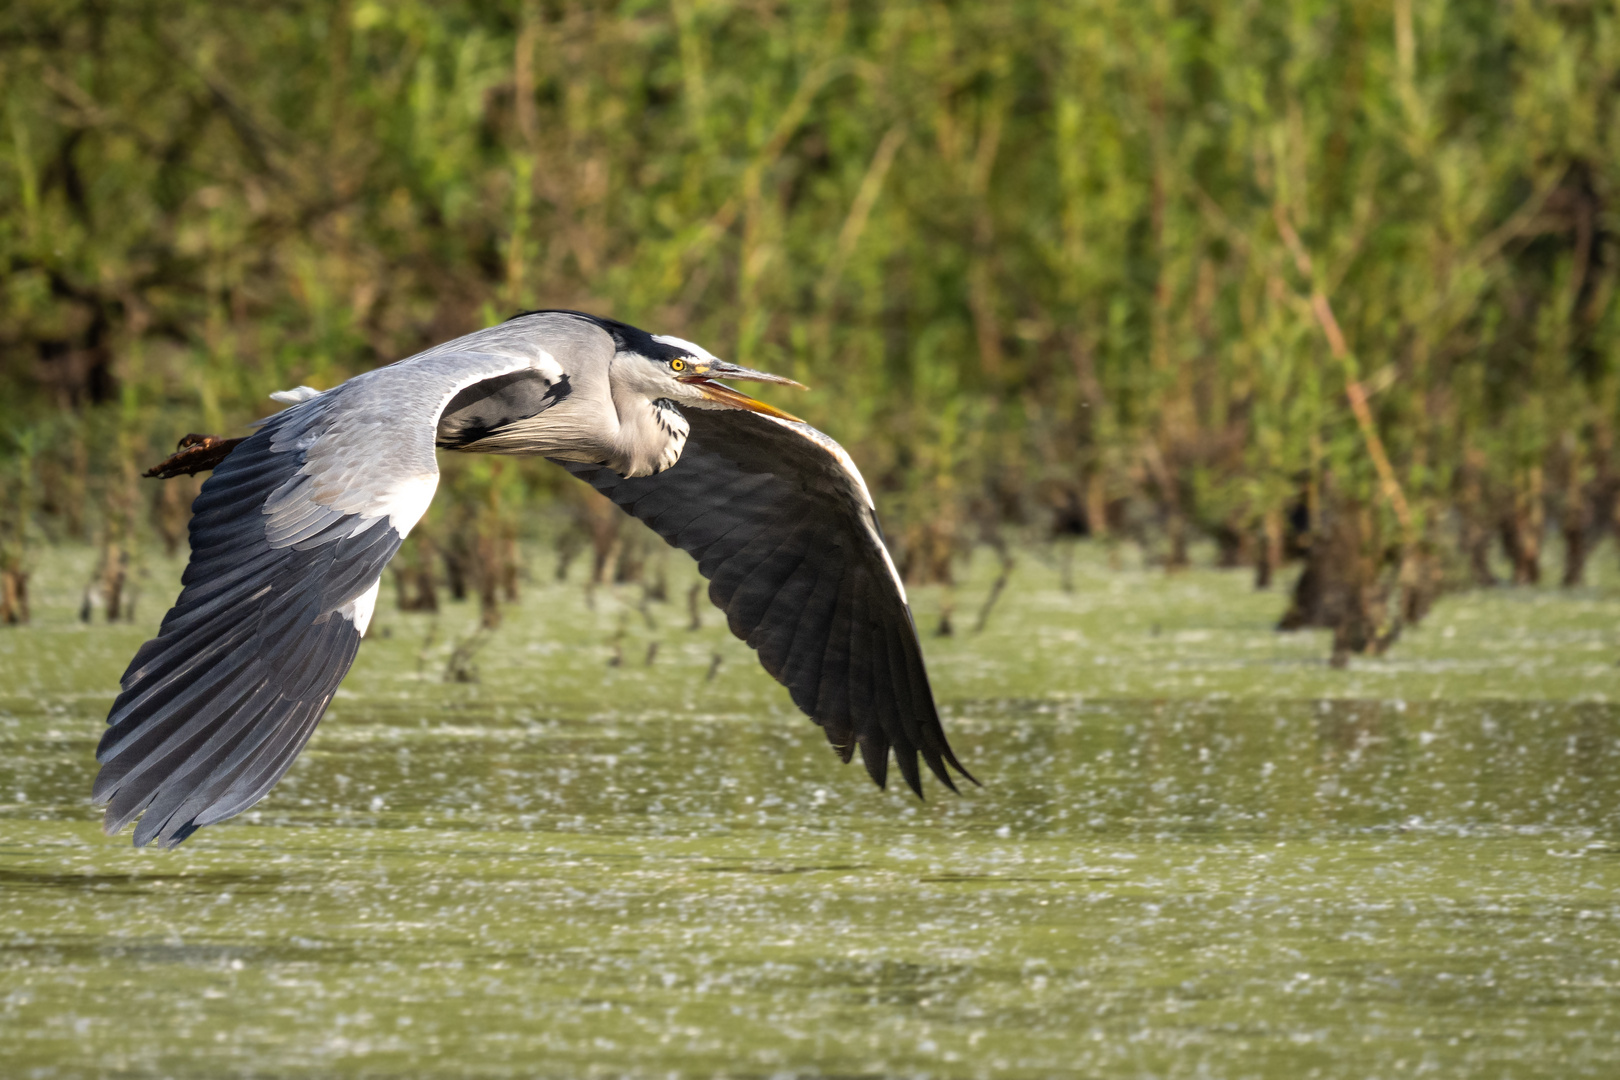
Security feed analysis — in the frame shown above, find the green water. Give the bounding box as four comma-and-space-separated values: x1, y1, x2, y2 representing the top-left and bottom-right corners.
5, 542, 1620, 1077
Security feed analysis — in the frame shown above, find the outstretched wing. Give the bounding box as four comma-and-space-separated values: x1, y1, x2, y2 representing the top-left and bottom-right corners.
94, 416, 403, 847
557, 408, 974, 796
95, 341, 568, 847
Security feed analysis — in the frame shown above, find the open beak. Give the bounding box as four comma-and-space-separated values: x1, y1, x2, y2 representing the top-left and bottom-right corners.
678, 360, 807, 422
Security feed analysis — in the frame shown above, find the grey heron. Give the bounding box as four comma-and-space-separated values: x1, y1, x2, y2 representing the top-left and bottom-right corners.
95, 310, 974, 847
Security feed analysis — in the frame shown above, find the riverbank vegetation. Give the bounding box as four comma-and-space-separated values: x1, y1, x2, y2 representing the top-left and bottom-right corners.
3, 1, 1617, 662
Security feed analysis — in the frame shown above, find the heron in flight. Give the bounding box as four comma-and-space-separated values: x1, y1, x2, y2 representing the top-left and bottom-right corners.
95, 311, 974, 846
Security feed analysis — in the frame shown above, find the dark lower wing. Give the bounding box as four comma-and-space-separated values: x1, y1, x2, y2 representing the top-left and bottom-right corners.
556, 408, 973, 796
94, 419, 400, 847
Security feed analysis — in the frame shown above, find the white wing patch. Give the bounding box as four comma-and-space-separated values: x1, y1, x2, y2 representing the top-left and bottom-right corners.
270, 386, 322, 404
377, 472, 439, 537
337, 579, 381, 635
532, 348, 564, 383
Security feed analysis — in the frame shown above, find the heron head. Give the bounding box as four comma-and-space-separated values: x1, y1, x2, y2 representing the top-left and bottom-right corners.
636, 334, 806, 422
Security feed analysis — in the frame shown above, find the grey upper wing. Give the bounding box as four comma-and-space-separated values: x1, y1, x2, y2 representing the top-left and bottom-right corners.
556, 408, 974, 796
93, 406, 402, 847
94, 339, 569, 847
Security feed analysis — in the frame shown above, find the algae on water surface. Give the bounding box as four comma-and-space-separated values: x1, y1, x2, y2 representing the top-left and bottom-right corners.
3, 543, 1620, 1077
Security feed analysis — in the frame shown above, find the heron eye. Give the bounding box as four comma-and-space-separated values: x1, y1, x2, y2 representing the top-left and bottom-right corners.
670, 358, 686, 372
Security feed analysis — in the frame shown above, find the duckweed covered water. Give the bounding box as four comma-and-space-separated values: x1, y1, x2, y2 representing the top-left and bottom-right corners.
5, 542, 1620, 1077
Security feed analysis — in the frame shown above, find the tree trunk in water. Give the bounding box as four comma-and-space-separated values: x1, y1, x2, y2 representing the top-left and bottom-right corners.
152, 477, 196, 557
393, 536, 441, 613
0, 568, 27, 624
900, 518, 956, 585
1457, 452, 1498, 586
1085, 471, 1110, 541
1214, 519, 1252, 569
1561, 512, 1589, 588
1277, 497, 1409, 667
1501, 466, 1543, 585
580, 489, 623, 586
1558, 438, 1591, 588
82, 540, 130, 623
1254, 507, 1285, 590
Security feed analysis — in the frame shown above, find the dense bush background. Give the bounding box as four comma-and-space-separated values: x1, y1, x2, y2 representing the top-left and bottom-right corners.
2, 1, 1617, 640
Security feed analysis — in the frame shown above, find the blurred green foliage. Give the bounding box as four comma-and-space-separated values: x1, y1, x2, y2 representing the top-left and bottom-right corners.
1, 0, 1616, 599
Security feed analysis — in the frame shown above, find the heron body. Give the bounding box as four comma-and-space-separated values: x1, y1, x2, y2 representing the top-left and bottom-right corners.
95, 311, 973, 847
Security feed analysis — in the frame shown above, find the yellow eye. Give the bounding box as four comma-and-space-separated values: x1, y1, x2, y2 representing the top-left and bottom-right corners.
670, 358, 686, 372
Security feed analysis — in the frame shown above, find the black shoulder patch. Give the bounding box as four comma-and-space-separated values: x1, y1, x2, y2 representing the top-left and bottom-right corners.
436, 369, 571, 448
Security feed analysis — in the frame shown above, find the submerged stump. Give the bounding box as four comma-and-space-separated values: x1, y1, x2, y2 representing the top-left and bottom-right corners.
1278, 498, 1441, 668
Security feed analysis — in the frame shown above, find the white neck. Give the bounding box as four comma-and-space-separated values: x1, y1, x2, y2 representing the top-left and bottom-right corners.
606, 389, 689, 478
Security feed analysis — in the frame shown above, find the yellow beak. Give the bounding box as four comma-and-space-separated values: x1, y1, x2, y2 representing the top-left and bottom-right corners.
678, 360, 807, 422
